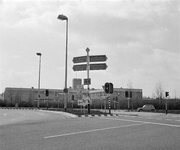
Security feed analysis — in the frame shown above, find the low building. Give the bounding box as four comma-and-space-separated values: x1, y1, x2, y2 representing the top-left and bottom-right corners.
3, 87, 142, 109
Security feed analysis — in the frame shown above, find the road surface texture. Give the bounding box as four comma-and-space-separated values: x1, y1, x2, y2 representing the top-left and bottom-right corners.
0, 109, 180, 150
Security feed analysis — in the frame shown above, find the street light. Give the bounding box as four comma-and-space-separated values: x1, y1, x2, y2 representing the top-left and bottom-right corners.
36, 52, 42, 109
57, 14, 68, 112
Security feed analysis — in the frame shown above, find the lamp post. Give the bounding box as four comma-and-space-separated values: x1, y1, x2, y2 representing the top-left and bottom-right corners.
57, 14, 68, 112
36, 53, 42, 109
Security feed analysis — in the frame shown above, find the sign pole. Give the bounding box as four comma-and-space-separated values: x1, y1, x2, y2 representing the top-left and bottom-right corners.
108, 96, 111, 114
86, 48, 91, 114
165, 97, 168, 115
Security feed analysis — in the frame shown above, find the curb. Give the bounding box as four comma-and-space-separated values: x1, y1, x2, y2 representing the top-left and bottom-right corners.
0, 107, 39, 110
77, 114, 124, 117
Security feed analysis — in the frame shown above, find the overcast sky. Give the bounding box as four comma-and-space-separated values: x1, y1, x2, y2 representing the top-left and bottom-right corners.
0, 0, 179, 97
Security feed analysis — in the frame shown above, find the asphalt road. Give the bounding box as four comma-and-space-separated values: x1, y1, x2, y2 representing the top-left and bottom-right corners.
0, 109, 180, 150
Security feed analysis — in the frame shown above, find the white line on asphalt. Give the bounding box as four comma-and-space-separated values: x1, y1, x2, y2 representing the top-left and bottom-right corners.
147, 117, 153, 119
44, 123, 147, 139
18, 112, 26, 116
156, 118, 162, 120
100, 117, 180, 128
166, 119, 172, 121
37, 112, 45, 116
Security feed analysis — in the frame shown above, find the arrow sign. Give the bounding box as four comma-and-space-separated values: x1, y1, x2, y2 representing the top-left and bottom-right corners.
73, 63, 108, 71
73, 55, 107, 63
73, 64, 87, 71
90, 55, 107, 62
90, 63, 108, 70
73, 56, 87, 63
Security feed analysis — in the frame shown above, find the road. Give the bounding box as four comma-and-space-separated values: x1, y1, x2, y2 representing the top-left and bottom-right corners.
0, 109, 180, 150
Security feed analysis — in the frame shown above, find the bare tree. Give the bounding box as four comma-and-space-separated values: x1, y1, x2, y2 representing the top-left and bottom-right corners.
154, 82, 164, 109
127, 80, 133, 89
127, 80, 133, 110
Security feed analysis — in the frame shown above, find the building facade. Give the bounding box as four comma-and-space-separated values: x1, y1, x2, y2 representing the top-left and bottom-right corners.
3, 87, 142, 109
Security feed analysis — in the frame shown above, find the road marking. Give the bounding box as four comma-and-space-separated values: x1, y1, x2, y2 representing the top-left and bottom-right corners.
100, 117, 180, 128
44, 123, 147, 139
18, 112, 26, 116
156, 118, 162, 120
37, 112, 45, 116
166, 119, 172, 121
147, 117, 153, 119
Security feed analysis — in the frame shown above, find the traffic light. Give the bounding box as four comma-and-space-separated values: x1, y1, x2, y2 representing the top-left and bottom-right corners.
105, 82, 109, 94
165, 91, 169, 97
125, 91, 128, 98
72, 95, 74, 100
104, 82, 114, 94
130, 92, 132, 98
45, 89, 49, 97
109, 83, 113, 94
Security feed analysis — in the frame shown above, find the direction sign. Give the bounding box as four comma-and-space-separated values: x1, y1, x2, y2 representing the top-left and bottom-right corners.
73, 56, 87, 63
90, 55, 107, 62
90, 63, 108, 70
73, 55, 107, 63
73, 64, 87, 71
73, 63, 107, 71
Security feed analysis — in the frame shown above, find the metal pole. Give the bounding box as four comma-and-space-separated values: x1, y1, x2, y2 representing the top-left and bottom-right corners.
86, 47, 90, 114
64, 19, 68, 112
108, 96, 111, 114
37, 53, 41, 109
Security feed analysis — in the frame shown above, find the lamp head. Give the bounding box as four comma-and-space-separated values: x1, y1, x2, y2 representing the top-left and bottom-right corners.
57, 14, 68, 20
36, 53, 42, 56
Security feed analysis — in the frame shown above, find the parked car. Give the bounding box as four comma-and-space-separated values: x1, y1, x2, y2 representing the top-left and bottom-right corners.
137, 104, 156, 112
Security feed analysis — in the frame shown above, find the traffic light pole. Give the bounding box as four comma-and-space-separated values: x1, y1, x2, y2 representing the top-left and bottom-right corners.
107, 96, 111, 114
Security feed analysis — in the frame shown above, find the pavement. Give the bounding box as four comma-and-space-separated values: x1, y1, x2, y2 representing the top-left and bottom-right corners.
110, 110, 166, 117
1, 109, 180, 150
75, 109, 168, 117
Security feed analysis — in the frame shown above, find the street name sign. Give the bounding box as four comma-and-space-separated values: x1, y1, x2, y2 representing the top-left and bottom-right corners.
73, 55, 107, 63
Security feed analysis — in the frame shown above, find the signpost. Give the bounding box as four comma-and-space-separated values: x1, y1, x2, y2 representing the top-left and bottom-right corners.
72, 48, 108, 114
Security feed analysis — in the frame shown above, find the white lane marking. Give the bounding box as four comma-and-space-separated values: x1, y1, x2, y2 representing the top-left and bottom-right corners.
156, 118, 162, 120
100, 117, 180, 128
37, 112, 45, 116
44, 123, 147, 139
166, 119, 172, 121
147, 117, 153, 119
18, 112, 26, 116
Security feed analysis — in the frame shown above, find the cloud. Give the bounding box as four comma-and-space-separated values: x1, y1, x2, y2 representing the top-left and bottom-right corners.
0, 0, 179, 97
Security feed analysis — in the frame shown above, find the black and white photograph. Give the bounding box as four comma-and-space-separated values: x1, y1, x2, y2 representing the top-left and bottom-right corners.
0, 0, 180, 150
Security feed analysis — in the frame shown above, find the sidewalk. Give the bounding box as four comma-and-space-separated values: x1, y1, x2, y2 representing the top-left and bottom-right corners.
109, 110, 166, 117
